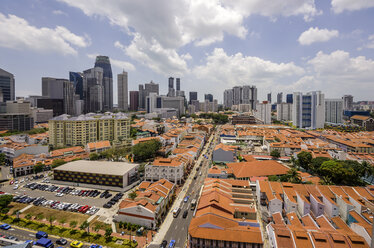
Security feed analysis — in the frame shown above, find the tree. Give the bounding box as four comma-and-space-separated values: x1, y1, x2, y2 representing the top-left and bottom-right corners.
105, 227, 113, 239
296, 151, 312, 171
51, 159, 66, 168
360, 161, 372, 178
286, 168, 302, 183
89, 153, 100, 161
48, 216, 56, 227
132, 139, 162, 162
0, 195, 13, 209
310, 157, 330, 174
69, 220, 77, 228
80, 220, 89, 233
36, 213, 44, 220
94, 223, 102, 232
0, 153, 5, 166
270, 150, 281, 159
33, 162, 45, 174
129, 190, 137, 200
59, 218, 66, 226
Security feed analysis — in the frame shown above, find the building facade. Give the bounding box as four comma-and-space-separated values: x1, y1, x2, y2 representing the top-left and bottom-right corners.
292, 91, 325, 129
189, 91, 197, 104
325, 98, 343, 124
255, 101, 271, 124
276, 103, 292, 121
83, 67, 104, 113
48, 112, 130, 148
0, 68, 15, 102
117, 71, 128, 111
94, 56, 113, 111
129, 91, 139, 111
0, 113, 34, 131
223, 89, 233, 109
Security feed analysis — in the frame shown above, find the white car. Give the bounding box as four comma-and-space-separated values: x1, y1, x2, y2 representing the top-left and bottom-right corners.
56, 192, 64, 197
13, 185, 19, 190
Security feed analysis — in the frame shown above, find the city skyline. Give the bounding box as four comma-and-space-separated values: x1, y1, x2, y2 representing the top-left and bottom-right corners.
0, 1, 374, 104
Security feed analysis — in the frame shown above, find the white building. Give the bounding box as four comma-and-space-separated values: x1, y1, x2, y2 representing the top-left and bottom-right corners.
325, 98, 343, 124
31, 108, 53, 123
255, 101, 271, 124
276, 103, 292, 121
292, 91, 325, 129
145, 158, 185, 184
199, 99, 218, 112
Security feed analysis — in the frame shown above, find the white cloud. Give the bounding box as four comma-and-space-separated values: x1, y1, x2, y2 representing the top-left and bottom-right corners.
52, 10, 68, 16
0, 13, 89, 55
298, 27, 339, 45
115, 37, 189, 76
192, 48, 305, 99
87, 53, 135, 71
331, 0, 374, 14
366, 34, 374, 49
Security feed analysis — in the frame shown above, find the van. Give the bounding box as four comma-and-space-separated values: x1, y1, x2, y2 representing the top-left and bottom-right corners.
173, 207, 181, 218
36, 231, 48, 239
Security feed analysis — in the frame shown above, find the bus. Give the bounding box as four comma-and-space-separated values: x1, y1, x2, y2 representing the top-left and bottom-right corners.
190, 199, 197, 210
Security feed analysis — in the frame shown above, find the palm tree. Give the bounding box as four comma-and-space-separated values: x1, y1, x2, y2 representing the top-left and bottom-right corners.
361, 161, 372, 178
286, 168, 301, 184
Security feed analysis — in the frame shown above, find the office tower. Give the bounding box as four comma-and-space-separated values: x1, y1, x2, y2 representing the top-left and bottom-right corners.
205, 94, 213, 102
49, 112, 130, 148
325, 99, 343, 124
159, 96, 185, 116
129, 91, 139, 111
277, 92, 283, 104
168, 77, 175, 97
224, 89, 233, 109
117, 71, 128, 111
191, 100, 200, 112
342, 95, 353, 110
242, 85, 252, 104
0, 68, 15, 102
176, 78, 180, 91
232, 86, 242, 105
267, 93, 272, 103
94, 56, 113, 110
6, 99, 31, 114
292, 91, 325, 129
200, 99, 218, 113
276, 103, 292, 121
138, 84, 145, 110
42, 77, 75, 115
286, 94, 293, 104
189, 92, 197, 104
146, 92, 158, 113
69, 72, 84, 100
255, 101, 271, 124
83, 67, 104, 113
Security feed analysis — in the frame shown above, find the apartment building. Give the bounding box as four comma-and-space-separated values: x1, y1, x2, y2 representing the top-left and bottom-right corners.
145, 158, 185, 184
48, 112, 130, 148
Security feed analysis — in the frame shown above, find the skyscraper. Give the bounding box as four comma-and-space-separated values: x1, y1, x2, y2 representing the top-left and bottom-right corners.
129, 91, 139, 111
138, 81, 159, 110
168, 77, 175, 97
117, 71, 128, 111
138, 84, 145, 110
69, 72, 84, 100
176, 78, 180, 91
286, 94, 293, 104
292, 91, 325, 129
94, 56, 113, 111
325, 99, 343, 124
205, 94, 213, 102
232, 86, 242, 105
342, 95, 353, 110
42, 77, 75, 115
189, 92, 197, 104
0, 68, 15, 102
267, 93, 272, 103
223, 89, 233, 109
83, 67, 104, 113
277, 92, 283, 104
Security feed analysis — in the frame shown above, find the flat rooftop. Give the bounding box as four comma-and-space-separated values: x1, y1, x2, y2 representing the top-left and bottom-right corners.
54, 160, 139, 176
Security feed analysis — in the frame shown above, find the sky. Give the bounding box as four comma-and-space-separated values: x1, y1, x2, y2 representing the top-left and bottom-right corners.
0, 0, 374, 104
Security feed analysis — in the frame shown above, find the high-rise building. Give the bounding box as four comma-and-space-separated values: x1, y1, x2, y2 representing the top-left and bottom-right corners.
342, 95, 353, 110
277, 92, 283, 104
223, 89, 233, 109
42, 77, 75, 115
276, 103, 292, 121
49, 112, 130, 148
204, 94, 213, 102
229, 85, 257, 110
200, 99, 218, 113
176, 78, 180, 91
168, 77, 175, 97
267, 93, 272, 103
286, 94, 293, 104
325, 99, 343, 124
138, 81, 159, 111
292, 91, 325, 129
160, 96, 185, 116
232, 86, 242, 105
63, 81, 75, 115
129, 91, 139, 111
0, 68, 15, 102
189, 92, 197, 104
146, 92, 158, 113
94, 56, 113, 110
138, 84, 145, 110
255, 101, 271, 124
117, 71, 128, 111
69, 72, 84, 100
83, 67, 104, 113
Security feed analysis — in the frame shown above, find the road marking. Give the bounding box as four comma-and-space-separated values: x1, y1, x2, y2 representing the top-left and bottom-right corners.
28, 234, 34, 237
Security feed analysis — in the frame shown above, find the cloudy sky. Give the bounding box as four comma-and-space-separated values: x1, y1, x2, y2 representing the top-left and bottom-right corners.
1, 0, 374, 103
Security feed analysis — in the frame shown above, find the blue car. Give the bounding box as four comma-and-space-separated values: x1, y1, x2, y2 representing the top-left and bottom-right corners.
90, 245, 102, 248
169, 240, 175, 248
0, 224, 11, 230
183, 196, 189, 203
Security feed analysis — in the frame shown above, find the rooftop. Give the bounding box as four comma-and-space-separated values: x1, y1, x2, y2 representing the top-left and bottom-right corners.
54, 160, 138, 175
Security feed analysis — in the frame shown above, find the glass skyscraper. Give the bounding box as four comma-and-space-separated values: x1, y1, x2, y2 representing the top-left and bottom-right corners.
69, 72, 84, 100
0, 68, 15, 102
94, 56, 113, 110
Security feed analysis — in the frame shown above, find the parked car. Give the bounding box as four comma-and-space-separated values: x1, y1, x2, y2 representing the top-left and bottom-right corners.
169, 240, 176, 248
160, 240, 167, 248
56, 238, 67, 245
70, 241, 83, 248
0, 224, 11, 230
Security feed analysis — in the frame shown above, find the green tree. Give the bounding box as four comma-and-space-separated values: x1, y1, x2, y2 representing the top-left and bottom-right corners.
297, 151, 312, 171
33, 162, 45, 174
25, 214, 32, 220
128, 190, 137, 200
0, 153, 6, 166
80, 220, 89, 233
132, 139, 162, 162
270, 149, 281, 159
59, 218, 66, 226
48, 215, 56, 227
286, 168, 302, 183
360, 161, 372, 178
94, 223, 102, 232
89, 152, 100, 161
51, 159, 66, 168
268, 175, 279, 181
69, 220, 77, 228
0, 195, 13, 209
310, 157, 330, 173
36, 213, 44, 220
105, 227, 113, 239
